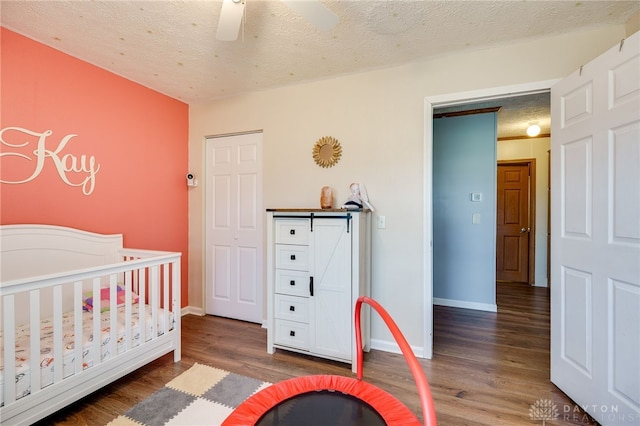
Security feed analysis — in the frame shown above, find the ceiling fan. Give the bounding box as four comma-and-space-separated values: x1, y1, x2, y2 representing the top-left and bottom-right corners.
216, 0, 338, 41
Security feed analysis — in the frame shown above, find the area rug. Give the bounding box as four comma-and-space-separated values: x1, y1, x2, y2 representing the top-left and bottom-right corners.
107, 363, 272, 426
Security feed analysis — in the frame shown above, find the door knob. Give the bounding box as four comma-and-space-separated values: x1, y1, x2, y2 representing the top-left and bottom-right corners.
520, 227, 530, 234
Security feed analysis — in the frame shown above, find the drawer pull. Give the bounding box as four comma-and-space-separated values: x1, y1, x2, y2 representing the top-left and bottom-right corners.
290, 229, 296, 235
290, 330, 295, 337
290, 280, 295, 286
289, 305, 295, 311
290, 254, 296, 260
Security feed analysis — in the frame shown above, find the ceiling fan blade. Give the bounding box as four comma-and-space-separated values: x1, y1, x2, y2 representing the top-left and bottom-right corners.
216, 0, 246, 41
281, 0, 338, 32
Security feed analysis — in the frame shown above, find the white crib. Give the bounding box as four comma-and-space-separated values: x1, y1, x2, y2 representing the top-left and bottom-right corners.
0, 224, 182, 425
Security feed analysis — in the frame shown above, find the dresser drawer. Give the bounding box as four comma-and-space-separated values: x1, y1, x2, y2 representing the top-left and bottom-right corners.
274, 319, 309, 350
275, 219, 310, 245
275, 244, 309, 271
275, 294, 309, 323
275, 269, 310, 297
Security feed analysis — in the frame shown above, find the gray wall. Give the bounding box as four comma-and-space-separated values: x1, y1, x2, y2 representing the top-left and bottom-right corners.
433, 112, 497, 309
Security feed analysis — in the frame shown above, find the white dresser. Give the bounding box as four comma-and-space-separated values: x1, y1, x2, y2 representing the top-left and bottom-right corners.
266, 209, 371, 372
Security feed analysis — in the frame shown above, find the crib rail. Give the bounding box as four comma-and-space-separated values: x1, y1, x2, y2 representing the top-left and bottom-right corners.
0, 249, 181, 417
0, 250, 179, 295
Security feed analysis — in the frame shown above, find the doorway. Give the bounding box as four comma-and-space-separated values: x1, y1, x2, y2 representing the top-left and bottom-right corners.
496, 160, 536, 284
432, 111, 498, 312
424, 80, 555, 358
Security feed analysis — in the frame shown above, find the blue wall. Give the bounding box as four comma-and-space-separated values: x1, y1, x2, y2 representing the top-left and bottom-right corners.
433, 112, 497, 309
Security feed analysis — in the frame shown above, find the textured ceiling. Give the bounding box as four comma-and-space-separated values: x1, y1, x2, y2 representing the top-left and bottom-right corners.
1, 0, 638, 137
436, 92, 551, 139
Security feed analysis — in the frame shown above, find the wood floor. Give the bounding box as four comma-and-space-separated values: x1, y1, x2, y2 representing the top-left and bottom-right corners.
38, 282, 599, 425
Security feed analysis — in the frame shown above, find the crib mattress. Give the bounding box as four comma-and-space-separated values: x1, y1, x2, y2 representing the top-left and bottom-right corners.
0, 305, 174, 405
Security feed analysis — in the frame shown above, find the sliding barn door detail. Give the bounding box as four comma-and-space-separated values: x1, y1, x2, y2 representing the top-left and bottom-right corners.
551, 33, 639, 424
310, 218, 352, 360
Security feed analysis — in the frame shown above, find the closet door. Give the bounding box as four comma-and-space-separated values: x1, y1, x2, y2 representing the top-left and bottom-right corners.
205, 132, 263, 323
309, 218, 352, 361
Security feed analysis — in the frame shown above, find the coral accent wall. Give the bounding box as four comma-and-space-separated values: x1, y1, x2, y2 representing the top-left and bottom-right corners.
0, 28, 189, 305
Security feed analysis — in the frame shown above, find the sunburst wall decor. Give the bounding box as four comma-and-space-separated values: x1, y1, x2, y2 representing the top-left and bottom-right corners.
312, 136, 342, 168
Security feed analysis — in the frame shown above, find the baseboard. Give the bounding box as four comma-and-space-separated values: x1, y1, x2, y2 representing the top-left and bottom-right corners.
371, 297, 496, 357
433, 297, 497, 312
181, 306, 204, 316
370, 338, 426, 359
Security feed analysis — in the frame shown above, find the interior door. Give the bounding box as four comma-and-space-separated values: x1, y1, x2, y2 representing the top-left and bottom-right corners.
551, 32, 639, 424
496, 163, 530, 283
205, 132, 263, 323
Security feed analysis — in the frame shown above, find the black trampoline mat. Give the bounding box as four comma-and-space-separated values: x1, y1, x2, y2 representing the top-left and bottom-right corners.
255, 390, 387, 426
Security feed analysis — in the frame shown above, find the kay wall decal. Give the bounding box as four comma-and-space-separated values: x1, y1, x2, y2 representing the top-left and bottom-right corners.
0, 127, 101, 195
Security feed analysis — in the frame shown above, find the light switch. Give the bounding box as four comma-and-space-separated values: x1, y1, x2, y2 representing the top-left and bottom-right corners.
377, 215, 386, 229
472, 213, 481, 224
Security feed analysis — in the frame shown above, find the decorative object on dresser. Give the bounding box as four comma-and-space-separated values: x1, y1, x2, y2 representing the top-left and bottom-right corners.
342, 182, 375, 211
265, 209, 371, 373
312, 136, 342, 168
320, 186, 333, 209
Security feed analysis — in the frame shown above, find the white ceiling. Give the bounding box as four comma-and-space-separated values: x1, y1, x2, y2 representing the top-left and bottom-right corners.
2, 0, 638, 137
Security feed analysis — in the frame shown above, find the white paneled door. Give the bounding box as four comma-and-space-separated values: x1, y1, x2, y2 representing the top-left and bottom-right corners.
205, 132, 263, 323
551, 32, 639, 425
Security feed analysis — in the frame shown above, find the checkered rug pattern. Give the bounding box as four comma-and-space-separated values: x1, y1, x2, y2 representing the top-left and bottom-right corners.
107, 363, 271, 426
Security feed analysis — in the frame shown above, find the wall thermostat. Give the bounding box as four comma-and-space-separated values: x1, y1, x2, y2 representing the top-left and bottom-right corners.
471, 192, 482, 202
